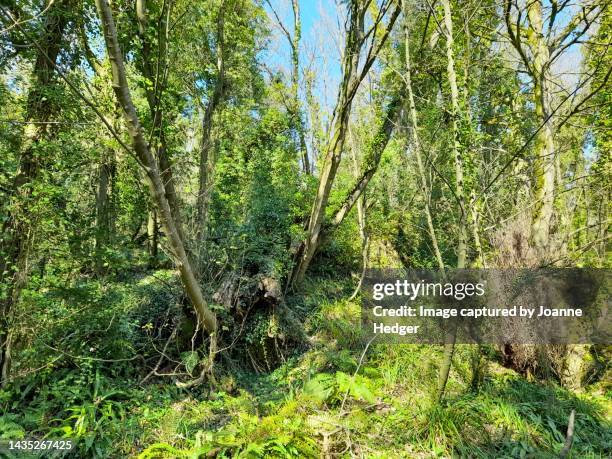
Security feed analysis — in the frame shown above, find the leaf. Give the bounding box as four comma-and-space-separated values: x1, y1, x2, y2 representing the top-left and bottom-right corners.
85, 434, 95, 451
181, 351, 199, 374
350, 380, 376, 404
546, 417, 564, 443
0, 416, 25, 439
302, 374, 335, 403
336, 372, 376, 404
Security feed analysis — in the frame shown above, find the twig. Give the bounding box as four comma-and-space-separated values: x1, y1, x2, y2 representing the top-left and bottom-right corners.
140, 322, 179, 385
0, 0, 55, 34
340, 336, 376, 412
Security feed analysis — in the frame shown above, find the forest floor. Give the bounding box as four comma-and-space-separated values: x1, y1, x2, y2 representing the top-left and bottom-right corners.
1, 272, 610, 458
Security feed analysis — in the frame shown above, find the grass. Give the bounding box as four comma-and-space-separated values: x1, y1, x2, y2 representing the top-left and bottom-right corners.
0, 274, 610, 458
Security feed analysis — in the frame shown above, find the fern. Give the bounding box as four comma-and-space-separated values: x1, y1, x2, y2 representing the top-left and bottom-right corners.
0, 415, 25, 440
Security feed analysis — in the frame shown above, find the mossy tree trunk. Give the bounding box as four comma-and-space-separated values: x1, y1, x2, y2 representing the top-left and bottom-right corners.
0, 0, 73, 385
436, 0, 469, 403
403, 0, 444, 272
526, 0, 556, 253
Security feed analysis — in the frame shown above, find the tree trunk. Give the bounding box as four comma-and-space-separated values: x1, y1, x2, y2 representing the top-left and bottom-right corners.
197, 3, 226, 235
560, 345, 587, 390
436, 0, 469, 402
436, 334, 457, 402
347, 126, 369, 300
0, 0, 72, 385
443, 0, 468, 269
289, 1, 401, 288
94, 148, 116, 273
526, 0, 556, 253
95, 0, 216, 334
289, 3, 365, 287
329, 97, 401, 229
146, 207, 158, 268
470, 191, 486, 267
403, 0, 444, 271
290, 0, 309, 175
136, 0, 186, 247
460, 15, 485, 268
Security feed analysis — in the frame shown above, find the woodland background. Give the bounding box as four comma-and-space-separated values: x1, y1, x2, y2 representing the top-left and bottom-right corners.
0, 0, 610, 457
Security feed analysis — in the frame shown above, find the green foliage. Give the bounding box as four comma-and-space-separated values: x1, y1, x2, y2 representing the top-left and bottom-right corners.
49, 372, 126, 456
303, 371, 376, 405
0, 415, 25, 440
180, 351, 200, 376
0, 277, 610, 457
0, 1, 610, 458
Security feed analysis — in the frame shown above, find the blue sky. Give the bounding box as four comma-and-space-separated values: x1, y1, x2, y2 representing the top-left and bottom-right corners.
260, 0, 591, 130
262, 0, 344, 118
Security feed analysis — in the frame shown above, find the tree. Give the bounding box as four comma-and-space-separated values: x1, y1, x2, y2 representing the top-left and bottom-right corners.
435, 0, 470, 403
504, 0, 607, 253
94, 0, 216, 335
0, 0, 74, 384
197, 0, 227, 234
265, 0, 310, 175
134, 0, 186, 263
402, 0, 444, 272
290, 0, 401, 287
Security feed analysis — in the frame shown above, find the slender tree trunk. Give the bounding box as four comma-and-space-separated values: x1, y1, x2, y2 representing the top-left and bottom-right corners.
470, 191, 486, 267
460, 15, 485, 268
266, 0, 309, 174
597, 197, 606, 263
527, 0, 556, 253
437, 0, 468, 402
329, 97, 401, 229
0, 0, 72, 385
305, 72, 323, 165
293, 100, 397, 286
290, 0, 309, 175
347, 126, 369, 300
146, 207, 158, 268
94, 148, 116, 273
95, 0, 216, 334
291, 120, 348, 285
197, 3, 226, 234
351, 194, 370, 299
443, 0, 468, 269
289, 3, 366, 287
436, 336, 456, 402
136, 0, 186, 246
289, 1, 400, 288
403, 0, 444, 271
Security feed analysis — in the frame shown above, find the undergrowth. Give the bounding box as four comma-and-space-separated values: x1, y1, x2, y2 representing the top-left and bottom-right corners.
0, 274, 610, 458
